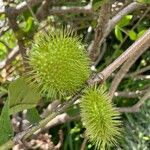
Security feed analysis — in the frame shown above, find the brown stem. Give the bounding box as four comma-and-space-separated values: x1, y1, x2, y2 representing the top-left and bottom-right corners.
89, 1, 112, 62
109, 30, 150, 99
118, 87, 150, 112
92, 28, 150, 84
5, 6, 27, 68
0, 46, 19, 70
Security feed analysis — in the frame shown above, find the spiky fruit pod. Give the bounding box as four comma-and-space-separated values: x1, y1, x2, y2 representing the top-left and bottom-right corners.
80, 86, 122, 149
28, 30, 90, 99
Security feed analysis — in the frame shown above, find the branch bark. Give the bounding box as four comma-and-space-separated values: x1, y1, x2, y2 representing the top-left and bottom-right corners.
16, 0, 43, 14
118, 87, 150, 112
88, 1, 112, 62
5, 6, 27, 68
107, 2, 143, 35
0, 46, 19, 70
109, 31, 150, 99
126, 65, 150, 77
88, 2, 143, 63
114, 90, 147, 98
91, 28, 150, 84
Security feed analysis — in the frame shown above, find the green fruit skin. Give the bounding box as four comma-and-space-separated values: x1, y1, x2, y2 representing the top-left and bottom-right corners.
80, 86, 122, 149
28, 31, 90, 99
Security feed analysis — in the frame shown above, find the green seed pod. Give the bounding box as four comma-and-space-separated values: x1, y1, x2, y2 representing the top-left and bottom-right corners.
28, 30, 90, 99
80, 86, 122, 149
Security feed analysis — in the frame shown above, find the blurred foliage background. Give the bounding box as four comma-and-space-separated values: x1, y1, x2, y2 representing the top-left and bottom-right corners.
0, 0, 150, 149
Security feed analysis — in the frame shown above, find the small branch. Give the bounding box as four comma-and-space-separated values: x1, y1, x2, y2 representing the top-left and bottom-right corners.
133, 88, 150, 109
94, 41, 107, 66
0, 27, 10, 37
109, 27, 150, 99
35, 0, 52, 21
48, 4, 94, 16
114, 90, 147, 98
16, 0, 43, 14
118, 87, 150, 112
16, 0, 94, 19
133, 75, 150, 80
127, 65, 150, 77
88, 2, 143, 63
35, 113, 80, 135
91, 28, 150, 84
0, 46, 19, 70
88, 1, 112, 61
80, 135, 88, 150
107, 2, 143, 35
117, 6, 150, 52
5, 6, 27, 68
54, 130, 64, 149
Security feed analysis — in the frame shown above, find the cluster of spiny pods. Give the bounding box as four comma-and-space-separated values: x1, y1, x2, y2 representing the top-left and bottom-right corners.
27, 29, 122, 149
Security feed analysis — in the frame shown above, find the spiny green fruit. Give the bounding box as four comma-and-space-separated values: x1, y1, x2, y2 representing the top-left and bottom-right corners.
28, 30, 90, 99
80, 86, 122, 149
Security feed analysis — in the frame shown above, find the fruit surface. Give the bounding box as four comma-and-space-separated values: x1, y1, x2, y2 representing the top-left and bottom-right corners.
28, 30, 90, 99
80, 86, 121, 149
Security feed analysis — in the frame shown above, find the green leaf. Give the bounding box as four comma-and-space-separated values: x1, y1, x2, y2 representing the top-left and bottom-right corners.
137, 29, 147, 38
137, 0, 150, 4
8, 77, 40, 114
117, 15, 133, 28
128, 30, 137, 41
0, 101, 13, 145
26, 107, 41, 124
24, 17, 34, 33
115, 25, 123, 42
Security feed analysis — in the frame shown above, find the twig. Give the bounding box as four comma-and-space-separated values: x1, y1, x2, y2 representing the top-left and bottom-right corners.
118, 87, 150, 112
35, 0, 51, 21
94, 41, 107, 66
114, 90, 147, 98
117, 6, 150, 51
80, 135, 88, 150
109, 27, 150, 99
0, 27, 10, 37
54, 130, 64, 149
126, 65, 150, 77
88, 1, 112, 62
16, 0, 94, 17
0, 46, 19, 70
35, 113, 80, 135
107, 2, 143, 35
88, 1, 143, 63
16, 0, 43, 14
5, 6, 27, 68
91, 28, 150, 84
48, 4, 94, 16
132, 75, 150, 80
